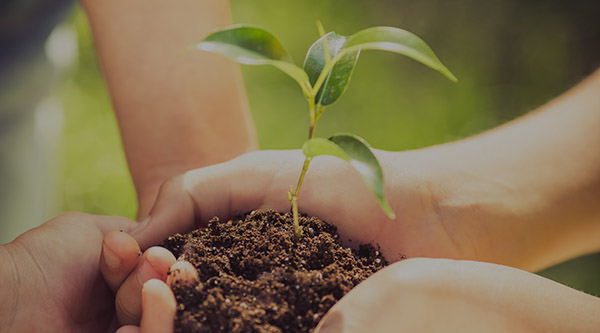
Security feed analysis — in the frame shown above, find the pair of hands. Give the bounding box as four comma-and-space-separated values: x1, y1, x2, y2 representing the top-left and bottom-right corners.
100, 149, 600, 331
3, 149, 598, 332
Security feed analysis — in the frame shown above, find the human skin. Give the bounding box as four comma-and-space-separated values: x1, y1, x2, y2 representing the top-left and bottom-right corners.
76, 1, 257, 325
106, 69, 600, 328
116, 258, 600, 333
130, 69, 600, 270
80, 0, 258, 218
1, 0, 257, 330
0, 213, 141, 332
314, 258, 600, 332
0, 212, 181, 332
115, 262, 197, 333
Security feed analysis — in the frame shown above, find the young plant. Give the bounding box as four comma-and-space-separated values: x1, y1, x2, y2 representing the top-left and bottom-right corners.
194, 23, 457, 240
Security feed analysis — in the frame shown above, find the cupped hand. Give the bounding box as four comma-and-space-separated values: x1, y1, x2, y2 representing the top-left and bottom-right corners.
315, 258, 600, 332
131, 149, 476, 263
103, 148, 489, 326
106, 147, 543, 326
1, 212, 138, 332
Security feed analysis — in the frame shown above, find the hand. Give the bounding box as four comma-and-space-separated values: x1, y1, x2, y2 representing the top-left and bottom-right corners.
0, 212, 139, 332
115, 262, 197, 333
129, 68, 600, 273
315, 258, 600, 332
108, 147, 588, 325
109, 257, 600, 332
104, 148, 482, 325
131, 149, 471, 263
109, 69, 600, 328
99, 231, 195, 327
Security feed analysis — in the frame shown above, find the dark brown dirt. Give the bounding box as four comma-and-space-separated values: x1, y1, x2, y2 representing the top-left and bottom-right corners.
162, 209, 388, 333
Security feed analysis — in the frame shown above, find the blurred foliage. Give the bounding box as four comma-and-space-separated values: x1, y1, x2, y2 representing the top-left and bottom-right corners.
55, 1, 599, 294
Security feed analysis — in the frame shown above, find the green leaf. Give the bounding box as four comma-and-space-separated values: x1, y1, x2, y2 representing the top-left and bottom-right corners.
302, 134, 396, 219
303, 26, 456, 108
303, 32, 359, 106
302, 137, 348, 160
341, 26, 458, 82
196, 25, 311, 96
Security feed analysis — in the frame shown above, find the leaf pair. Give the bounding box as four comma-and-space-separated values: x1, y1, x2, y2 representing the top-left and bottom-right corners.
195, 24, 457, 106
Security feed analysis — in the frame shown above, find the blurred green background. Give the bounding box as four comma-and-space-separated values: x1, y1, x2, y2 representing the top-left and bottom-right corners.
53, 1, 599, 293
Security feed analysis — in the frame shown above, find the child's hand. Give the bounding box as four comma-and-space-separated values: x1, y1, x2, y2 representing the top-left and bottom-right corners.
101, 230, 197, 328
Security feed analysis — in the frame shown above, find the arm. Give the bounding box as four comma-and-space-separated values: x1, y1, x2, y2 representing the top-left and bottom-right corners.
415, 69, 600, 270
80, 0, 258, 218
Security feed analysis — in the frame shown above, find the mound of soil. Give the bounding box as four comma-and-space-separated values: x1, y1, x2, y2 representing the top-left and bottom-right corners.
163, 209, 388, 333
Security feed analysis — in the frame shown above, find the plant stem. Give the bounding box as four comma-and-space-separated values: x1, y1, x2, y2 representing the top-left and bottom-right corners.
310, 53, 338, 97
289, 33, 334, 239
308, 97, 316, 138
290, 156, 312, 241
315, 105, 327, 122
290, 96, 319, 240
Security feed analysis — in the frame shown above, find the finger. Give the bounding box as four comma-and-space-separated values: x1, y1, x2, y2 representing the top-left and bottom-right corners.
130, 174, 196, 249
91, 214, 139, 234
140, 279, 176, 333
166, 260, 198, 286
101, 230, 141, 293
116, 247, 176, 326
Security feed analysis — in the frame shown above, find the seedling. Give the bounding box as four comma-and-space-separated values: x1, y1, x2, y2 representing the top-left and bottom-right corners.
194, 22, 457, 240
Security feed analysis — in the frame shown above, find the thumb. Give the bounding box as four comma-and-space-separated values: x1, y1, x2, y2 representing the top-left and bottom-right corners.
314, 262, 409, 333
129, 154, 270, 249
130, 174, 197, 250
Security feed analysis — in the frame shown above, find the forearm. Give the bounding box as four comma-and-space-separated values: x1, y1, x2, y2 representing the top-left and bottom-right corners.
420, 70, 600, 270
81, 0, 258, 218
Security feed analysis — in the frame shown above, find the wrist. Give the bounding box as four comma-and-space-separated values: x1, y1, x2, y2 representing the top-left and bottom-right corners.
413, 136, 598, 271
0, 244, 19, 330
388, 142, 544, 269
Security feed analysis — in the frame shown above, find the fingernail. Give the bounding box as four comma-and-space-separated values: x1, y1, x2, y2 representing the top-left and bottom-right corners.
102, 242, 122, 269
137, 258, 162, 284
131, 216, 151, 235
142, 278, 158, 294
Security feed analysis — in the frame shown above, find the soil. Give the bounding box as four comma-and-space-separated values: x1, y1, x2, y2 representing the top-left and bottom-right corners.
162, 209, 388, 333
